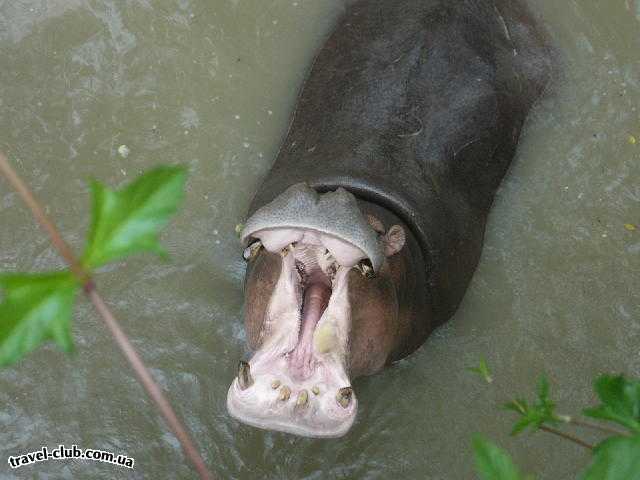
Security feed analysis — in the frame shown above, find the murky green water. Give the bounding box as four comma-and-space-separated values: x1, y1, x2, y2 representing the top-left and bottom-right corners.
0, 1, 638, 478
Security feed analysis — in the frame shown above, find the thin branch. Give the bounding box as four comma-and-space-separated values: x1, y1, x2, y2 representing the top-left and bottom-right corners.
567, 417, 629, 437
86, 286, 213, 479
540, 425, 594, 450
0, 154, 89, 283
0, 152, 214, 480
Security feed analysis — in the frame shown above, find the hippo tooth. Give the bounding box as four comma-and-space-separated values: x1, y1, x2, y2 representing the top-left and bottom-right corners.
280, 243, 296, 257
356, 259, 375, 278
242, 240, 262, 261
237, 361, 253, 390
311, 386, 320, 395
271, 379, 281, 389
336, 387, 353, 408
278, 385, 291, 401
296, 390, 309, 406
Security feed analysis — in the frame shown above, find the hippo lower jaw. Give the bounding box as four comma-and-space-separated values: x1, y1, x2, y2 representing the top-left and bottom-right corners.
227, 240, 360, 438
226, 351, 357, 437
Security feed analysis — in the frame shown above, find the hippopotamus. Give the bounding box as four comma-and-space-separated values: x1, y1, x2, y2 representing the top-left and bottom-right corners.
227, 0, 555, 437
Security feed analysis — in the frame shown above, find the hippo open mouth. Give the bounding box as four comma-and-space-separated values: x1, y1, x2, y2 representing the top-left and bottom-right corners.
226, 184, 389, 437
227, 230, 366, 437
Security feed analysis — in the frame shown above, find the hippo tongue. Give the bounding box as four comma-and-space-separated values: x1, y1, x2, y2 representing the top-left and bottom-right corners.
289, 281, 331, 380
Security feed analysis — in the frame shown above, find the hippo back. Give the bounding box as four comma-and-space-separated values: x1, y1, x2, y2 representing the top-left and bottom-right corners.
248, 0, 556, 329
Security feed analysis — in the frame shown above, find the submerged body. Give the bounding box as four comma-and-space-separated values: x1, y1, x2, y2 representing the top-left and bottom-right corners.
227, 0, 555, 437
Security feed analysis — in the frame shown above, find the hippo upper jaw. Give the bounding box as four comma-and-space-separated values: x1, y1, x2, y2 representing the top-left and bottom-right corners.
227, 235, 361, 438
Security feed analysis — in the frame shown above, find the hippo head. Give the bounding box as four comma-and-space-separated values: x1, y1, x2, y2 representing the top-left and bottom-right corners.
226, 184, 406, 437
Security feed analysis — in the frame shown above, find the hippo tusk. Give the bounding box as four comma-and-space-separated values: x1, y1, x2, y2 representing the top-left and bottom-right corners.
336, 387, 353, 408
237, 361, 254, 390
242, 240, 262, 261
355, 259, 375, 278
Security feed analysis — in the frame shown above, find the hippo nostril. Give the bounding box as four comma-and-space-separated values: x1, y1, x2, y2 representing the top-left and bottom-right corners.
237, 361, 254, 390
278, 385, 291, 401
336, 387, 353, 408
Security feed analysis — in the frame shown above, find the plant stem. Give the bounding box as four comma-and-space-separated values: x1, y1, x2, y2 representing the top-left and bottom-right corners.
567, 417, 628, 437
540, 426, 594, 450
0, 154, 89, 283
0, 152, 214, 480
86, 286, 213, 479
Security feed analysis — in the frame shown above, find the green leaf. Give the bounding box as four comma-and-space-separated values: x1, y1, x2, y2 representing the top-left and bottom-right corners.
0, 272, 79, 366
82, 166, 187, 269
503, 375, 560, 435
467, 358, 494, 383
581, 435, 640, 480
473, 435, 527, 480
583, 375, 640, 434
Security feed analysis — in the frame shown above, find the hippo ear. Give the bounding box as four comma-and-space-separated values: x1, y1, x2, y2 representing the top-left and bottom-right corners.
382, 225, 405, 257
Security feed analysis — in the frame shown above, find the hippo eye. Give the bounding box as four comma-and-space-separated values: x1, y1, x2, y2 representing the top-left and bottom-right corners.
242, 240, 262, 262
355, 259, 375, 278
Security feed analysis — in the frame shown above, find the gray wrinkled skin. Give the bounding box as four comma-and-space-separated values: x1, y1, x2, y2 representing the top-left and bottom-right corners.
241, 183, 384, 271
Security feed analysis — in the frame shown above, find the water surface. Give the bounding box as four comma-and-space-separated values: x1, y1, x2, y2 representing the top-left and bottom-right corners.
0, 0, 638, 478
